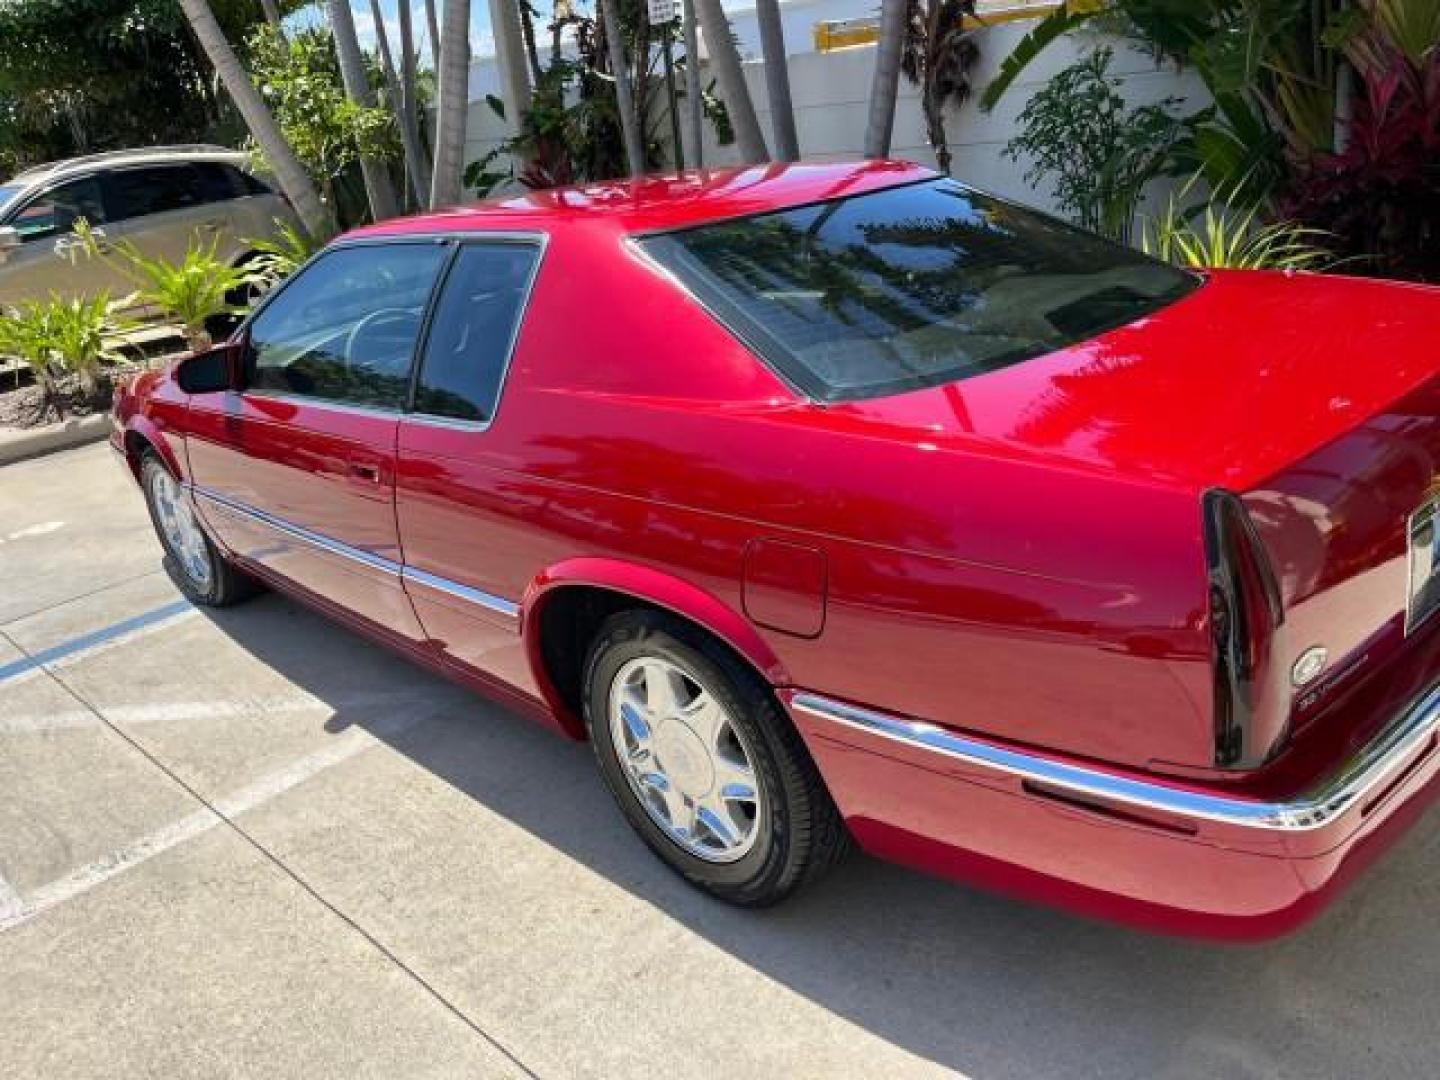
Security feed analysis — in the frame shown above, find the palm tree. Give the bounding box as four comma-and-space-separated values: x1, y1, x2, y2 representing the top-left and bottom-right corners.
755, 0, 798, 160
176, 0, 332, 238
864, 0, 907, 158
693, 0, 768, 162
489, 0, 533, 134
901, 0, 980, 175
430, 0, 472, 206
424, 0, 442, 70
259, 0, 283, 35
681, 0, 704, 167
600, 0, 645, 175
327, 0, 401, 221
369, 0, 430, 206
395, 0, 432, 198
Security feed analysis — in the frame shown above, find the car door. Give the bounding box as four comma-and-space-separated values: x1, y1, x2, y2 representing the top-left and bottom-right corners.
0, 174, 132, 305
186, 239, 452, 643
394, 237, 545, 685
105, 163, 229, 268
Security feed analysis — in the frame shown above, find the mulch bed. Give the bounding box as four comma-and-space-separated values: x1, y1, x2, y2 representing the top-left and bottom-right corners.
0, 363, 145, 431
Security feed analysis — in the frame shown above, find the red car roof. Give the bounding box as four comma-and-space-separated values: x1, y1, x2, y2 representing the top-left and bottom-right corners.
347, 159, 935, 239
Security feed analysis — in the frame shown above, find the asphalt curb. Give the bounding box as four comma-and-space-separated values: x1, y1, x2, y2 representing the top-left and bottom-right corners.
0, 413, 111, 467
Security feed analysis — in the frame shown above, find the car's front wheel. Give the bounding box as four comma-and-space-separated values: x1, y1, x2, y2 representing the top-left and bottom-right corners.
141, 454, 257, 607
584, 610, 849, 906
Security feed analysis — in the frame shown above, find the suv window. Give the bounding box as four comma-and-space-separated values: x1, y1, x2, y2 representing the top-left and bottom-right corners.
413, 243, 540, 423
108, 164, 223, 220
8, 176, 106, 240
639, 178, 1199, 402
246, 243, 449, 410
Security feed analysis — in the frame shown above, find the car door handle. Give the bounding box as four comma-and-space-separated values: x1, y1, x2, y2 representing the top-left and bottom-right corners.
349, 462, 382, 484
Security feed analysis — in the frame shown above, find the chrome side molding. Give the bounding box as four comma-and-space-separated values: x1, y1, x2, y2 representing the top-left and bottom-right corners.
194, 486, 520, 624
791, 686, 1440, 832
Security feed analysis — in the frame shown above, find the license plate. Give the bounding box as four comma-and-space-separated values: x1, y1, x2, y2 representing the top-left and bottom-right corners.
1406, 496, 1440, 633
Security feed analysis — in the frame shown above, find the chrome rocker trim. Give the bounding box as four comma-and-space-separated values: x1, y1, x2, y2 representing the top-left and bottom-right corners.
194, 486, 520, 622
791, 686, 1440, 832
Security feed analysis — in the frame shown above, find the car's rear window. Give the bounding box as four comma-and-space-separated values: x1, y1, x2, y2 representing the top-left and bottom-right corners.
638, 178, 1198, 402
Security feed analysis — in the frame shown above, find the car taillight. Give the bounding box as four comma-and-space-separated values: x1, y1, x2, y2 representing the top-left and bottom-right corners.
1203, 489, 1287, 768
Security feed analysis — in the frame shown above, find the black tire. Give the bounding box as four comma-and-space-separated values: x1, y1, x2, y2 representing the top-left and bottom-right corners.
140, 453, 259, 607
584, 609, 850, 906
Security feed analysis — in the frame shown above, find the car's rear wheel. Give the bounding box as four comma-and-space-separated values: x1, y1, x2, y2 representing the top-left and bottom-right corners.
141, 454, 257, 607
584, 610, 849, 905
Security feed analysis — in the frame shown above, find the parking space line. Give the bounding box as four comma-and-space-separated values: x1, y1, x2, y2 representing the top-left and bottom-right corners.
0, 872, 21, 920
0, 567, 166, 629
0, 599, 195, 685
0, 707, 434, 934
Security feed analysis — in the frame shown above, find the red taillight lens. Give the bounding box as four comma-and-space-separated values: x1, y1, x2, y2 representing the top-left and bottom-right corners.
1203, 489, 1287, 768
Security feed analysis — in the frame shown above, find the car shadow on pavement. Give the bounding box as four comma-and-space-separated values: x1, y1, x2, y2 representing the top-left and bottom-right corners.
200, 594, 1440, 1079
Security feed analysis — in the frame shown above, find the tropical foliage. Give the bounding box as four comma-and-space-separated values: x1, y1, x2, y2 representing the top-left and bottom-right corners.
244, 218, 329, 288
246, 24, 401, 226
76, 221, 257, 351
0, 292, 130, 418
983, 0, 1440, 279
1143, 182, 1333, 269
1004, 48, 1187, 243
901, 0, 982, 175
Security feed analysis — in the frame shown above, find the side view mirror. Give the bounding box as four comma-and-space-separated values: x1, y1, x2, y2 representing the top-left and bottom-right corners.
175, 342, 240, 395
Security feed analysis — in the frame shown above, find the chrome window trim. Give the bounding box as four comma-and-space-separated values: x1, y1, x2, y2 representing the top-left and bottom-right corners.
791, 686, 1440, 832
193, 486, 520, 623
240, 388, 405, 421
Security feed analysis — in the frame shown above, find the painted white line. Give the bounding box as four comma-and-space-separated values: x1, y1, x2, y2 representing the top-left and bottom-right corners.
5, 521, 66, 541
0, 872, 23, 921
0, 706, 442, 933
0, 689, 440, 736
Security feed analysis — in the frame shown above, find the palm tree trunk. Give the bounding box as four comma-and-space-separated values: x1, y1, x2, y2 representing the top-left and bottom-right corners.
755, 0, 797, 160
601, 0, 646, 176
396, 0, 433, 198
518, 0, 543, 86
681, 0, 703, 167
327, 0, 401, 221
693, 0, 767, 163
430, 0, 472, 206
424, 0, 442, 70
489, 0, 533, 135
864, 0, 907, 158
259, 0, 284, 35
177, 0, 332, 238
368, 0, 429, 206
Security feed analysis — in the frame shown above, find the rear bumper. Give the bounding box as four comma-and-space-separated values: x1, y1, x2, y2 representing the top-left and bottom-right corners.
785, 681, 1440, 940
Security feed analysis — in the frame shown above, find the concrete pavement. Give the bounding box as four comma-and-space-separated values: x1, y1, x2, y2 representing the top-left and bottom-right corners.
2, 442, 1439, 1078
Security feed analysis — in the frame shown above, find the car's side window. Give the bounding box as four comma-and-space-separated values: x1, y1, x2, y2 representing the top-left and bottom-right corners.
9, 176, 106, 241
108, 165, 207, 221
246, 243, 449, 411
413, 242, 540, 424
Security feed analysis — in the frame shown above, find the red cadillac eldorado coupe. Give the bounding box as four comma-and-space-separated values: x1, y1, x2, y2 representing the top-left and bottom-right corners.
112, 161, 1440, 939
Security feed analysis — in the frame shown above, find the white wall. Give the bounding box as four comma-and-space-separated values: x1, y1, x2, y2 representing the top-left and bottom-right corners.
463, 16, 1209, 220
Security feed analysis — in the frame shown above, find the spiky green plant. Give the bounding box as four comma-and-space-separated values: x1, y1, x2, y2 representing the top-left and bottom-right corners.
1143, 183, 1332, 271
0, 300, 62, 414
43, 293, 131, 396
243, 217, 327, 289
74, 219, 257, 351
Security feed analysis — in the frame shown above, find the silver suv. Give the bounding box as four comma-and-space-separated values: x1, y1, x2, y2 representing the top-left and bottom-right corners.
0, 145, 297, 308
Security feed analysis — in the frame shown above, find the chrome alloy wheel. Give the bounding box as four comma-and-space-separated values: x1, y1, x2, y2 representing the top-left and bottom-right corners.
607, 657, 763, 863
148, 468, 213, 592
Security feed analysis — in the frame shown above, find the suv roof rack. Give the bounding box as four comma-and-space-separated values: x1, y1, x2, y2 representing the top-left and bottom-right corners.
12, 144, 241, 181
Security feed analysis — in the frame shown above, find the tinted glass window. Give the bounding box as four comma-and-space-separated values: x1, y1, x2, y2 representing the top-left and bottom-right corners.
237, 170, 273, 196
193, 163, 244, 203
414, 244, 539, 422
9, 176, 106, 240
108, 165, 209, 220
639, 178, 1198, 402
246, 243, 448, 410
